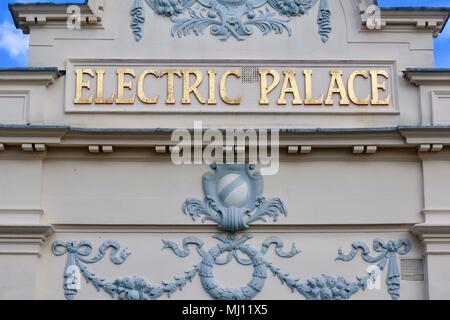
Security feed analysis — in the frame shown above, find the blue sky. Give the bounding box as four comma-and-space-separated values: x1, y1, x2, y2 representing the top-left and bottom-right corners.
0, 0, 449, 67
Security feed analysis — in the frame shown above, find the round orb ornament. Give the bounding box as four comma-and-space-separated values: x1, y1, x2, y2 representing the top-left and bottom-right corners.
217, 173, 249, 208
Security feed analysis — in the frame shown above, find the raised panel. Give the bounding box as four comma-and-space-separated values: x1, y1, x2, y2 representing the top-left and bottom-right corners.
0, 91, 28, 124
432, 91, 450, 125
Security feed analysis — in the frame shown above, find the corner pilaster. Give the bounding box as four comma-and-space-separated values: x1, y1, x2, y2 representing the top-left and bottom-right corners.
412, 224, 450, 299
412, 148, 450, 299
0, 224, 54, 299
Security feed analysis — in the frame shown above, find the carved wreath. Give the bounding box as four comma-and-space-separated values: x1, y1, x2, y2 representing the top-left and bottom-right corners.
130, 0, 331, 41
52, 164, 412, 300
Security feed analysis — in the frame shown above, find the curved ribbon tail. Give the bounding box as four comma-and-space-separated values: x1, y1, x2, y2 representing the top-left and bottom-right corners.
131, 0, 146, 42
386, 253, 401, 300
63, 253, 79, 300
78, 241, 130, 265
260, 236, 301, 258
162, 236, 205, 258
317, 0, 331, 43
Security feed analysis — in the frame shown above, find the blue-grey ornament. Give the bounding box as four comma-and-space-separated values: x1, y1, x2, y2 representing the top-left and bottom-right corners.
163, 234, 300, 300
52, 240, 131, 299
182, 163, 288, 232
52, 165, 413, 301
131, 0, 332, 42
131, 0, 146, 41
336, 239, 411, 300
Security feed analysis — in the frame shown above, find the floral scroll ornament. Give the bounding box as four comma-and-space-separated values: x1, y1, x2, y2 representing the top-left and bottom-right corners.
336, 239, 412, 300
51, 240, 131, 300
52, 164, 412, 300
130, 0, 332, 42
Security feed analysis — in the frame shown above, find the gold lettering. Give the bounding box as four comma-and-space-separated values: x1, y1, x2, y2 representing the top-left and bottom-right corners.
303, 70, 323, 105
277, 69, 302, 105
74, 68, 94, 104
138, 69, 159, 104
259, 69, 281, 105
220, 70, 241, 105
95, 70, 114, 104
161, 69, 182, 104
74, 67, 392, 108
181, 69, 206, 104
116, 68, 136, 104
325, 69, 350, 106
207, 70, 217, 105
348, 70, 370, 105
370, 70, 390, 105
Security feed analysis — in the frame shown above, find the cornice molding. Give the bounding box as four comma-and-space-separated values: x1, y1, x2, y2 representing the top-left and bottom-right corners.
404, 69, 450, 86
9, 0, 449, 38
359, 1, 450, 37
412, 223, 450, 255
9, 0, 103, 34
0, 68, 61, 87
0, 224, 54, 255
0, 224, 54, 236
0, 126, 68, 145
0, 125, 450, 150
400, 126, 450, 145
412, 224, 450, 237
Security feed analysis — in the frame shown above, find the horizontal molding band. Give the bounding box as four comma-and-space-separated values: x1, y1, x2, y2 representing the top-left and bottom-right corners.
52, 223, 417, 234
2, 124, 450, 132
423, 209, 450, 213
0, 209, 43, 215
0, 224, 54, 237
0, 125, 449, 147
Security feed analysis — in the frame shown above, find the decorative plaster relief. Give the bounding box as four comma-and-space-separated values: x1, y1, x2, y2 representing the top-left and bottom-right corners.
130, 0, 331, 41
52, 164, 411, 300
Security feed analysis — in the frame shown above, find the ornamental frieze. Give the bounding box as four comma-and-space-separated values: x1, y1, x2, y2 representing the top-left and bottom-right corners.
130, 0, 331, 41
53, 164, 411, 300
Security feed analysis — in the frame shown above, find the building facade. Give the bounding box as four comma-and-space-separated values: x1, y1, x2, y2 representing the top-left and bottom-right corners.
1, 0, 450, 300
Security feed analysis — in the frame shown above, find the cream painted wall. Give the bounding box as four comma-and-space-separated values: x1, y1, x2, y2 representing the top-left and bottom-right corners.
40, 154, 422, 225
1, 0, 449, 300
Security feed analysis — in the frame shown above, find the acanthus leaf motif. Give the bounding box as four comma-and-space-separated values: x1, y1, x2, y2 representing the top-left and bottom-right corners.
52, 165, 412, 301
131, 0, 331, 41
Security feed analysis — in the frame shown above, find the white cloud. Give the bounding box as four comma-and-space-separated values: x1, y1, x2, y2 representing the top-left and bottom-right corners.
0, 21, 29, 60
